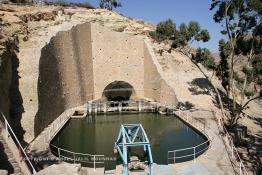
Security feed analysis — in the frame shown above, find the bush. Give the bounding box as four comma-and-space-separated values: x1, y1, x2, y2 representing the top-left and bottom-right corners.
252, 55, 262, 76
192, 48, 217, 70
244, 90, 255, 97
257, 78, 262, 85
234, 72, 245, 83
150, 19, 176, 42
203, 57, 217, 70
100, 0, 122, 10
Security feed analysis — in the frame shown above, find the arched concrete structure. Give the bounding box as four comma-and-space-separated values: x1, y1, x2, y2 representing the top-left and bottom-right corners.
32, 22, 178, 138
102, 81, 136, 101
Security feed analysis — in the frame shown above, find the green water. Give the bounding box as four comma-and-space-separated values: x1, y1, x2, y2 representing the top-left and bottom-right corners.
51, 113, 207, 169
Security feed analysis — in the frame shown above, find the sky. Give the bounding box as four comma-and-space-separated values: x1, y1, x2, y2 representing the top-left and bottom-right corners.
71, 0, 226, 52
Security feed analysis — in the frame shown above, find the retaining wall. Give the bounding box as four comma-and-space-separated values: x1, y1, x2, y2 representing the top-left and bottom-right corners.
33, 22, 178, 138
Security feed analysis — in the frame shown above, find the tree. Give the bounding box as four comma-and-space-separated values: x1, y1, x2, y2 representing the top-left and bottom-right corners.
149, 19, 176, 42
192, 48, 217, 70
170, 23, 227, 120
150, 20, 210, 48
150, 19, 227, 119
217, 39, 231, 94
172, 21, 210, 49
210, 0, 262, 126
100, 0, 122, 10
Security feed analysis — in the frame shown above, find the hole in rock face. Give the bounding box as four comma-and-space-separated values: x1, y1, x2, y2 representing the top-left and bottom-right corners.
102, 81, 135, 101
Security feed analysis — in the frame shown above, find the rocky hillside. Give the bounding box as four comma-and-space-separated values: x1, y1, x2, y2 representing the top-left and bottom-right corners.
1, 4, 261, 174
1, 4, 261, 135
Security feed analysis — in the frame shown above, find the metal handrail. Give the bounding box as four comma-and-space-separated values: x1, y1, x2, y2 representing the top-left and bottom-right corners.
167, 111, 213, 164
167, 139, 211, 162
50, 144, 104, 157
0, 112, 36, 174
215, 111, 248, 175
49, 143, 105, 170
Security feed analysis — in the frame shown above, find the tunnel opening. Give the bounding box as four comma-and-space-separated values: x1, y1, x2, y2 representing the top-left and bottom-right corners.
102, 81, 135, 106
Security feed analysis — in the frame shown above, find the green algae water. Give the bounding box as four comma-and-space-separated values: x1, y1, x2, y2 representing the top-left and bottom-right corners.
51, 113, 207, 169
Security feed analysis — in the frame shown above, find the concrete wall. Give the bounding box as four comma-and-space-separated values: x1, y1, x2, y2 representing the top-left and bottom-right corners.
34, 22, 177, 137
35, 23, 94, 136
144, 42, 177, 105
91, 23, 144, 100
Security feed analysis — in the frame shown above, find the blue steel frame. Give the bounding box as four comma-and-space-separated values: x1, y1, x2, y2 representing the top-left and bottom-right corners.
114, 124, 154, 175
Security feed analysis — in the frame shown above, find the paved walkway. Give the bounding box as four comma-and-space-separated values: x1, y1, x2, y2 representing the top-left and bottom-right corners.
171, 110, 235, 175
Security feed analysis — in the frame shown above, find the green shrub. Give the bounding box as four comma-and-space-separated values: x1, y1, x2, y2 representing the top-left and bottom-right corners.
192, 48, 217, 70
257, 78, 262, 85
234, 72, 245, 83
244, 90, 255, 97
203, 58, 217, 70
150, 19, 176, 42
100, 0, 122, 10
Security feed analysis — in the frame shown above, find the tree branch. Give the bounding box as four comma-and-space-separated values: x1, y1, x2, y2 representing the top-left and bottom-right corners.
240, 95, 261, 112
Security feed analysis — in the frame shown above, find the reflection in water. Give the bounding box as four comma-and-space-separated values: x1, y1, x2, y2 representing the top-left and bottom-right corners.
52, 113, 206, 169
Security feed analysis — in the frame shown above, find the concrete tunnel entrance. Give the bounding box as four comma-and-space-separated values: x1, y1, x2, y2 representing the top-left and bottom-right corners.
102, 81, 135, 101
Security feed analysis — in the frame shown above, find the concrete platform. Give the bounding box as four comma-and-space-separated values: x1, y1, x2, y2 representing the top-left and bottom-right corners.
172, 110, 235, 175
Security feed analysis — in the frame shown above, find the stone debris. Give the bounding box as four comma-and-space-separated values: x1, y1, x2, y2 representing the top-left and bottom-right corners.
128, 156, 147, 171
35, 163, 81, 175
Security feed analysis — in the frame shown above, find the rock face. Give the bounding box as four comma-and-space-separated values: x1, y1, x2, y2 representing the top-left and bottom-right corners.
0, 12, 23, 126
35, 163, 81, 175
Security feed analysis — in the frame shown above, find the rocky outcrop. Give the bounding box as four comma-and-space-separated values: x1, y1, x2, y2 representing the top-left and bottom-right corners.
0, 130, 22, 174
0, 5, 66, 142
0, 8, 29, 120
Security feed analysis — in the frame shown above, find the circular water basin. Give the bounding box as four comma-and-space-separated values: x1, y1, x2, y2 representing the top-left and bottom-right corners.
51, 113, 208, 169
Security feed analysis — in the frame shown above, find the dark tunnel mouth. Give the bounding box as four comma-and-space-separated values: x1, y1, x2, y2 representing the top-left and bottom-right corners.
103, 81, 135, 101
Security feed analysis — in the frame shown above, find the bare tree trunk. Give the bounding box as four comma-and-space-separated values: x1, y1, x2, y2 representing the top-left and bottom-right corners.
230, 39, 255, 126
225, 1, 239, 124
241, 41, 254, 106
